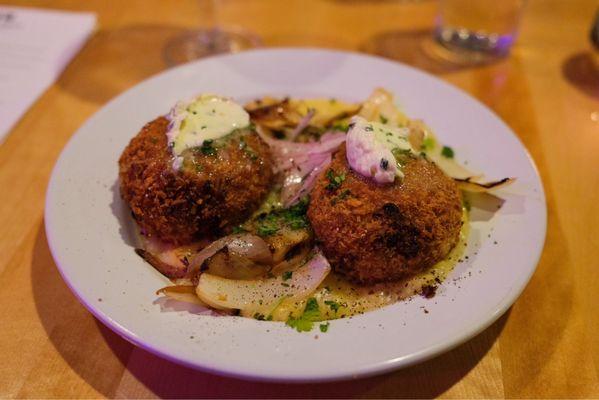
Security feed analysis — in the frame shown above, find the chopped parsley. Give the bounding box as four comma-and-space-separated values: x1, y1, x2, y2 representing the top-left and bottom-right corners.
282, 271, 293, 281
391, 147, 413, 167
379, 115, 388, 124
421, 137, 436, 152
256, 219, 279, 236
231, 225, 247, 234
319, 322, 330, 333
286, 297, 321, 332
331, 189, 351, 205
254, 198, 310, 237
200, 139, 216, 156
325, 169, 346, 191
364, 125, 374, 132
331, 121, 349, 132
324, 300, 341, 313
441, 146, 455, 158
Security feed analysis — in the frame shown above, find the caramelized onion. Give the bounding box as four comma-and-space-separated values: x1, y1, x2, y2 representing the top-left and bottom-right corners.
187, 233, 273, 275
156, 285, 207, 305
454, 177, 516, 193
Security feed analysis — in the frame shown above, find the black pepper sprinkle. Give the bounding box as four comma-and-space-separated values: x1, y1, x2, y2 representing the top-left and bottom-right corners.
380, 158, 389, 170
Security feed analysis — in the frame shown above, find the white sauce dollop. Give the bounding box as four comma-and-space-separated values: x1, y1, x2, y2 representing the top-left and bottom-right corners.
346, 115, 415, 183
167, 94, 250, 169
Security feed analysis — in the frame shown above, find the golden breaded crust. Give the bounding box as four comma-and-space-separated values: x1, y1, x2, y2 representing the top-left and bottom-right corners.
307, 145, 462, 284
118, 117, 274, 245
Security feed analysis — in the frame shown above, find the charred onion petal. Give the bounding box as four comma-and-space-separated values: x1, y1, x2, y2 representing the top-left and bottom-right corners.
358, 87, 409, 127
223, 235, 273, 265
187, 233, 273, 274
135, 248, 188, 279
270, 244, 312, 276
266, 228, 312, 264
204, 251, 270, 280
156, 285, 208, 306
246, 98, 302, 130
454, 177, 516, 193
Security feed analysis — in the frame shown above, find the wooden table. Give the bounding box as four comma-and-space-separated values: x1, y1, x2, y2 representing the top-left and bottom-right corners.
1, 0, 598, 397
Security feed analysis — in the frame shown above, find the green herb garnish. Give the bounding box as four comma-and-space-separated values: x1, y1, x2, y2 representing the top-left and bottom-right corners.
254, 198, 310, 237
391, 147, 413, 167
324, 300, 340, 313
257, 219, 279, 236
325, 169, 346, 191
441, 146, 455, 158
231, 225, 247, 234
331, 189, 351, 205
319, 322, 330, 333
331, 121, 349, 132
421, 137, 436, 152
239, 137, 258, 160
380, 115, 388, 124
282, 271, 293, 281
200, 139, 216, 156
286, 297, 321, 332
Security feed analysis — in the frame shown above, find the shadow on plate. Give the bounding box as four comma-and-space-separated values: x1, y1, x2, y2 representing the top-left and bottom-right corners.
110, 180, 138, 248
57, 24, 188, 105
94, 312, 508, 398
561, 51, 599, 100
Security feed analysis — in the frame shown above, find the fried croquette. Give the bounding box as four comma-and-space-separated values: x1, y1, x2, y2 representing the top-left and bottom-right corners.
119, 116, 274, 245
307, 145, 462, 284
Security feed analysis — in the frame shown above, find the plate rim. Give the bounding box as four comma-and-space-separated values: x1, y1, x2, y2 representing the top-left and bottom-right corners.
44, 47, 547, 382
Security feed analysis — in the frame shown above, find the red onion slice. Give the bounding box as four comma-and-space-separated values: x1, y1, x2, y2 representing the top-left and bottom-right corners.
287, 108, 315, 141
282, 153, 332, 207
259, 129, 346, 205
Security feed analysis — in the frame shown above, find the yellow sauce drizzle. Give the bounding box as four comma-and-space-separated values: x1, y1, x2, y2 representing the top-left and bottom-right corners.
271, 208, 469, 321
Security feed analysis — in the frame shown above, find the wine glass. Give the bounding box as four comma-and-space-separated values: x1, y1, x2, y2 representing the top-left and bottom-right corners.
164, 0, 261, 65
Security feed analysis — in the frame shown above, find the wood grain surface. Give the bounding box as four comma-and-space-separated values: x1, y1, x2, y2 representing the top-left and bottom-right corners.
0, 0, 597, 398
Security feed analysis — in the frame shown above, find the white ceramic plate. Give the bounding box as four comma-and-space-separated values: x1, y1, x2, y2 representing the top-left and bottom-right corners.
45, 48, 546, 382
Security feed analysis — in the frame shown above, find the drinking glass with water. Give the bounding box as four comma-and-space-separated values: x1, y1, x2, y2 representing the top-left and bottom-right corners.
435, 0, 526, 63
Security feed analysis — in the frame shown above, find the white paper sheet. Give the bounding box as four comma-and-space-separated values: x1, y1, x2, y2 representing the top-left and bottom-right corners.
0, 6, 96, 143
